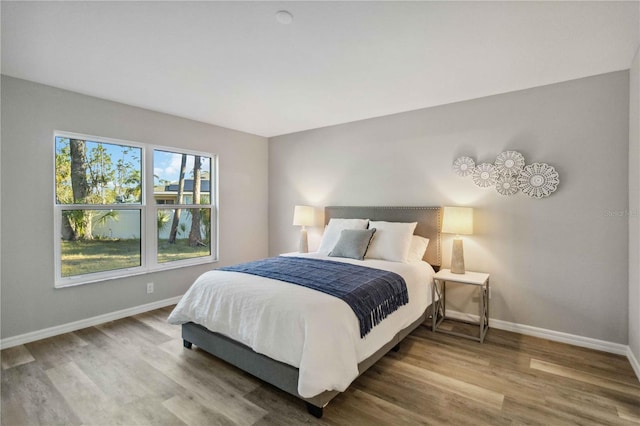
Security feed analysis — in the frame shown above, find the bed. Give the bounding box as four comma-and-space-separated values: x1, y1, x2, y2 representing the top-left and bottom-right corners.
168, 206, 441, 418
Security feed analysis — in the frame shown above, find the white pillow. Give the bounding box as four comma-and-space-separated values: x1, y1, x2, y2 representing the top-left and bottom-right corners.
365, 221, 417, 263
317, 218, 369, 255
407, 235, 430, 263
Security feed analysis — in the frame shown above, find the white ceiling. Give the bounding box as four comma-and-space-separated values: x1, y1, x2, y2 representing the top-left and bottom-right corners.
2, 1, 639, 138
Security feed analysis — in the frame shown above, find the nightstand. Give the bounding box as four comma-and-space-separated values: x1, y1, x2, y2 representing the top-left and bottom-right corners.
432, 269, 490, 343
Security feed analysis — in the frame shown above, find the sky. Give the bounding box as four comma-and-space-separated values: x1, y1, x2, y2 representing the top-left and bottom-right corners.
154, 150, 211, 184
55, 137, 211, 187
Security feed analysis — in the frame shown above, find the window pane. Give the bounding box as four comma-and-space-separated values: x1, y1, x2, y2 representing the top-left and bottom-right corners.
60, 209, 141, 277
153, 150, 211, 205
157, 208, 211, 263
55, 137, 142, 205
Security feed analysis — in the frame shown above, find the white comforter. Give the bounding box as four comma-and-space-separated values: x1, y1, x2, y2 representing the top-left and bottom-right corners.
167, 252, 435, 398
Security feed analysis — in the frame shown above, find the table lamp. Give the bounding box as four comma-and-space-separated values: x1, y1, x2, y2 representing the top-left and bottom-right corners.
441, 206, 474, 274
293, 205, 315, 253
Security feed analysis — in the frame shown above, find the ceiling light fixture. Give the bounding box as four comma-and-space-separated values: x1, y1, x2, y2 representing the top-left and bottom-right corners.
275, 10, 293, 25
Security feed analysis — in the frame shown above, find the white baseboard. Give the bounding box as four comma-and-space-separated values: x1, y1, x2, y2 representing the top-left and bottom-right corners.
628, 347, 640, 381
0, 296, 183, 350
445, 310, 629, 356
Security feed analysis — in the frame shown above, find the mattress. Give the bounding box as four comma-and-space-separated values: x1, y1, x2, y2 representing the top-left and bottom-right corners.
168, 252, 435, 398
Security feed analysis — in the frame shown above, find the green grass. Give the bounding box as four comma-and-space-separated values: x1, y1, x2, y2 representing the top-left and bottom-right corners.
61, 238, 210, 277
61, 239, 141, 277
157, 239, 210, 263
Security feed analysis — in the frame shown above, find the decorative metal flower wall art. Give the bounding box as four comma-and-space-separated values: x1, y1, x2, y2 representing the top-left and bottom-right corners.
495, 175, 519, 196
517, 163, 560, 198
472, 163, 498, 188
452, 156, 475, 177
452, 150, 560, 198
495, 151, 525, 176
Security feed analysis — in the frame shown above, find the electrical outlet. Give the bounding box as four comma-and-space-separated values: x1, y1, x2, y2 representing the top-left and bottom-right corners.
146, 282, 154, 294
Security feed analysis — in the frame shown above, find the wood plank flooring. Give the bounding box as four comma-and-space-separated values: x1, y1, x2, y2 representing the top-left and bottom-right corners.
2, 307, 639, 425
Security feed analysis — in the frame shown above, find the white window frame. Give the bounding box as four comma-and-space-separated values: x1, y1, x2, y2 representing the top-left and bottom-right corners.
54, 131, 218, 288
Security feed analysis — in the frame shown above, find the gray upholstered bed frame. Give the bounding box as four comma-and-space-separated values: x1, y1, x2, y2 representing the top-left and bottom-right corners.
181, 206, 441, 418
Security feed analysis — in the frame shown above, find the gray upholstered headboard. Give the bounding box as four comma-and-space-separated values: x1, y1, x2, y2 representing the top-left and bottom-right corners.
324, 206, 441, 268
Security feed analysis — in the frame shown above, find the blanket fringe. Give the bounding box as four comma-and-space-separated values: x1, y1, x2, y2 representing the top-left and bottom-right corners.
359, 288, 409, 338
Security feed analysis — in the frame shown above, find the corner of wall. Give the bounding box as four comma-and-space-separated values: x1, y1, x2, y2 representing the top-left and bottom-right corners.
629, 45, 640, 374
629, 346, 640, 382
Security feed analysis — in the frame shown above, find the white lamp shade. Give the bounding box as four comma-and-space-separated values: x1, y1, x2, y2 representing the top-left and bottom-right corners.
293, 205, 315, 227
441, 206, 473, 235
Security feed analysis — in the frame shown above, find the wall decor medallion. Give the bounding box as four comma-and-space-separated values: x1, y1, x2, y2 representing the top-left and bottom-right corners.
495, 151, 525, 176
472, 163, 498, 188
451, 150, 560, 198
452, 156, 475, 177
517, 163, 560, 198
495, 175, 519, 196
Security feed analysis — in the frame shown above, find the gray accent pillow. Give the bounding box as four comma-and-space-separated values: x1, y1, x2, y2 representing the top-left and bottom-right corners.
329, 228, 377, 260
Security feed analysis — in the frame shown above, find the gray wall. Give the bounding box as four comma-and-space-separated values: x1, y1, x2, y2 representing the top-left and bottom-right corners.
269, 71, 630, 344
630, 49, 640, 360
1, 76, 269, 339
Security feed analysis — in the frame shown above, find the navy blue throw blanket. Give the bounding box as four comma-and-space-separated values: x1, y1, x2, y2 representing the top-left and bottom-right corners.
220, 256, 409, 338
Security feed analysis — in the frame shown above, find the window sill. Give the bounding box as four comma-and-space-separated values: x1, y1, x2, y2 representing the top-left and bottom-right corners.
55, 256, 218, 289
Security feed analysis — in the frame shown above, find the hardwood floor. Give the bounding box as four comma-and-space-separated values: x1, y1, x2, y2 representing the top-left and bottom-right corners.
2, 307, 639, 425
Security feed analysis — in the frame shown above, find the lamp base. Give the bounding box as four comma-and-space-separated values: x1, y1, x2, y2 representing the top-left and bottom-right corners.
299, 228, 309, 253
450, 238, 465, 274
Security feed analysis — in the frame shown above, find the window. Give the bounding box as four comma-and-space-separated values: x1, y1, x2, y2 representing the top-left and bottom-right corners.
54, 132, 217, 287
154, 150, 212, 264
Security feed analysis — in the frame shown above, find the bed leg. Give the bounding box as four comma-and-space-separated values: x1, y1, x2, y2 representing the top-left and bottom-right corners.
306, 403, 323, 418
392, 343, 400, 352
183, 339, 193, 349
